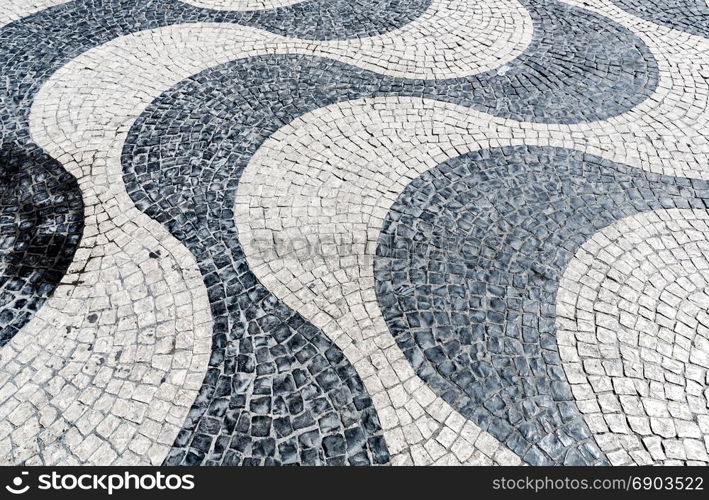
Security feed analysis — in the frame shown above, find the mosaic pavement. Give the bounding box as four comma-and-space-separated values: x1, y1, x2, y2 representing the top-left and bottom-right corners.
0, 0, 707, 466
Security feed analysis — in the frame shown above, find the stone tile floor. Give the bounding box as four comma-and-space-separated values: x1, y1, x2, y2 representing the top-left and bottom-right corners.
0, 0, 707, 466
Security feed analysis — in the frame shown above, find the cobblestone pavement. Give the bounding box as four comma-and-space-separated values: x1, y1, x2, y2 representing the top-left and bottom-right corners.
0, 0, 707, 466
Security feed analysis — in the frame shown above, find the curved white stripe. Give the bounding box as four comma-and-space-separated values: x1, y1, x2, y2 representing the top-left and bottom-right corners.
234, 1, 709, 441
27, 59, 522, 470
2, 66, 214, 463
236, 97, 591, 465
179, 0, 307, 10
236, 98, 535, 465
26, 2, 528, 85
0, 227, 212, 465
321, 0, 532, 78
0, 0, 70, 28
556, 209, 709, 465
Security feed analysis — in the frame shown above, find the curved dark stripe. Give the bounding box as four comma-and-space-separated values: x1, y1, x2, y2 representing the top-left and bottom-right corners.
0, 0, 657, 131
0, 0, 657, 344
122, 58, 392, 466
373, 146, 709, 465
0, 0, 430, 345
611, 0, 709, 38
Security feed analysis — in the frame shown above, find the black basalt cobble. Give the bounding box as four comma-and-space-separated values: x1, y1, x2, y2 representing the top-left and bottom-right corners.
163, 287, 390, 466
611, 0, 709, 38
373, 146, 709, 465
139, 181, 390, 466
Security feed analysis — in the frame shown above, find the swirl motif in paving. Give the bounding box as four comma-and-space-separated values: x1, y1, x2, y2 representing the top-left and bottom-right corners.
3, 0, 441, 466
25, 0, 540, 467
1, 0, 708, 465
